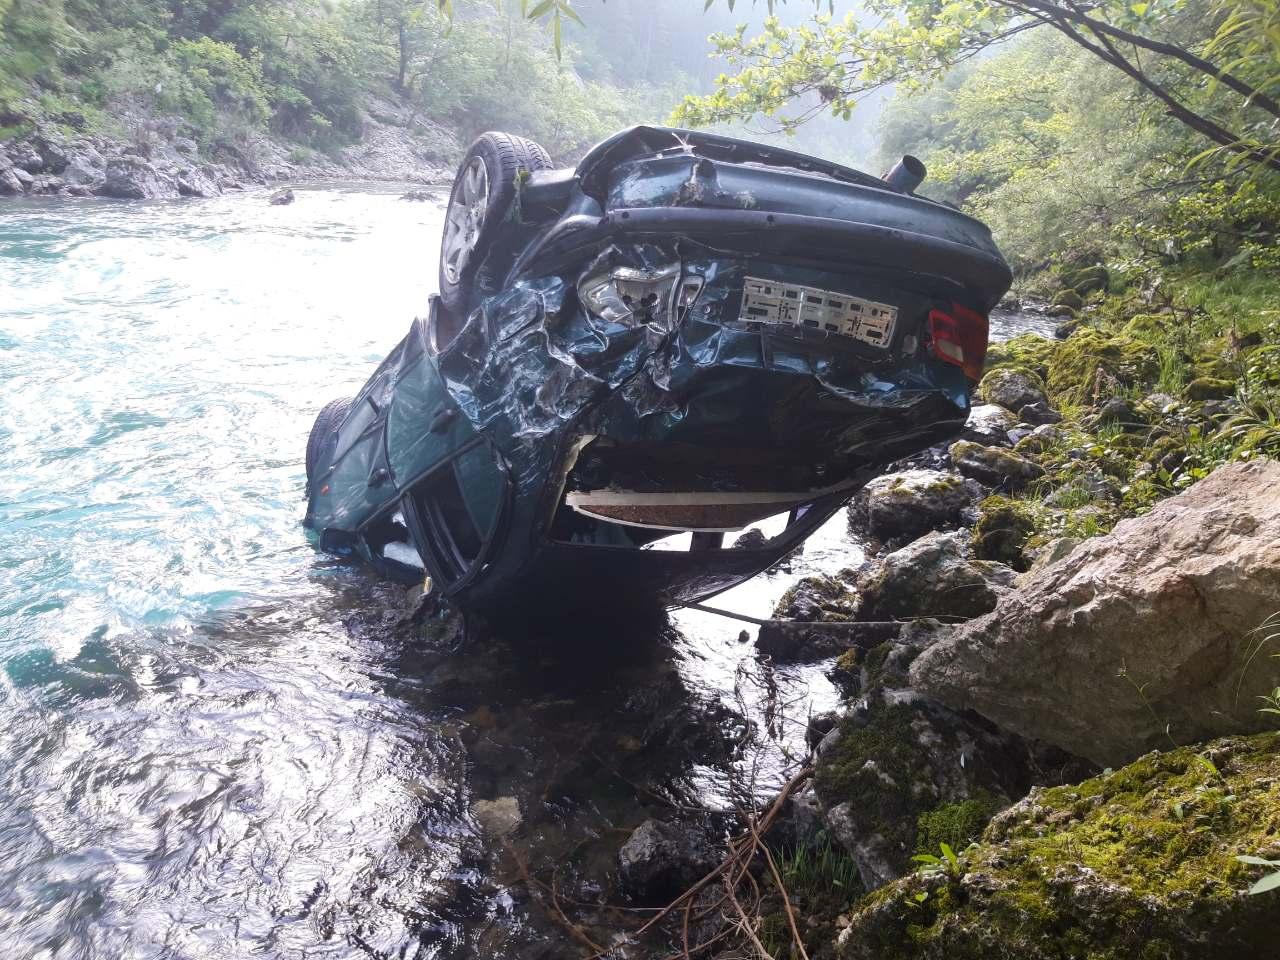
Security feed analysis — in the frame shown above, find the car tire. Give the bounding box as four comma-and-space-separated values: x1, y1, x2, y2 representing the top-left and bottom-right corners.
438, 132, 554, 315
305, 397, 353, 485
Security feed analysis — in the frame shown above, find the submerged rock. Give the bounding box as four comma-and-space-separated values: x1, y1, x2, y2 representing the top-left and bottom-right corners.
471, 796, 522, 838
270, 187, 296, 205
911, 459, 1280, 766
838, 733, 1280, 960
618, 818, 721, 902
849, 469, 982, 546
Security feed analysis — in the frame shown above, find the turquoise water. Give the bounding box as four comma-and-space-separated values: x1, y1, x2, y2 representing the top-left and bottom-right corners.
0, 187, 484, 958
0, 187, 1048, 958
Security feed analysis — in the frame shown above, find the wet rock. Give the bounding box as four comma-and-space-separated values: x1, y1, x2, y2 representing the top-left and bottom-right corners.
471, 796, 522, 838
1016, 400, 1061, 425
911, 459, 1280, 766
978, 366, 1047, 413
959, 403, 1017, 447
401, 189, 434, 200
732, 527, 767, 549
855, 530, 1017, 622
770, 573, 856, 624
270, 187, 296, 205
948, 439, 1044, 492
28, 174, 62, 195
12, 167, 33, 188
836, 733, 1280, 960
98, 156, 179, 199
848, 468, 982, 546
175, 166, 221, 198
618, 819, 721, 902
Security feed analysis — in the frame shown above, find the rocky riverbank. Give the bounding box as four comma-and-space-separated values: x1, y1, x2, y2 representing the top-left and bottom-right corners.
0, 95, 460, 200
741, 281, 1280, 957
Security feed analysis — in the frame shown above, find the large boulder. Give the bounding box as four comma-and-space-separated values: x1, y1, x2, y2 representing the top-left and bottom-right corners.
911, 459, 1280, 767
849, 469, 982, 546
98, 156, 179, 199
856, 530, 1017, 622
0, 165, 23, 195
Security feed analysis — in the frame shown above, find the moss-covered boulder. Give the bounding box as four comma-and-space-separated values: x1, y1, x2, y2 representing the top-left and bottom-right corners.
854, 530, 1017, 621
1052, 288, 1084, 311
1062, 263, 1109, 296
984, 333, 1058, 380
949, 440, 1045, 492
1184, 376, 1235, 401
1045, 329, 1159, 406
849, 469, 982, 547
971, 495, 1037, 571
978, 365, 1048, 413
838, 734, 1280, 960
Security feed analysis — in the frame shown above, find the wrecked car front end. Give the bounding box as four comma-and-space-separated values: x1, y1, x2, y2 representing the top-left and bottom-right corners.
304, 126, 1012, 615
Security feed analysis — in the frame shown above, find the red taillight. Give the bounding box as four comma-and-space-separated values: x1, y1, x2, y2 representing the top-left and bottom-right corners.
928, 303, 989, 383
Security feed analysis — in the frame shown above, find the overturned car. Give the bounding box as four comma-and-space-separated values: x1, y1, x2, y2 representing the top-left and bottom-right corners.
303, 126, 1011, 614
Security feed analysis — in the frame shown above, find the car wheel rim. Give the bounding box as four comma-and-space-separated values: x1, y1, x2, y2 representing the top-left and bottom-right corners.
442, 157, 490, 285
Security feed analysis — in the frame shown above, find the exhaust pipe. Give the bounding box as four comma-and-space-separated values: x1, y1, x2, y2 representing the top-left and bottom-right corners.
883, 155, 926, 194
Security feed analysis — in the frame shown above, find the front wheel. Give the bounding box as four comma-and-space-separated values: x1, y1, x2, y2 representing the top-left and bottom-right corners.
305, 396, 352, 488
438, 132, 553, 315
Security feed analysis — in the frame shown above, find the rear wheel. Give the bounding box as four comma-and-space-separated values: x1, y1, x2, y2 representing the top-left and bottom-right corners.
438, 132, 553, 315
305, 397, 352, 487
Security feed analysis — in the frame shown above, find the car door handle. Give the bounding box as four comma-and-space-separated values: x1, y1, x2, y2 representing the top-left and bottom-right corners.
429, 408, 457, 433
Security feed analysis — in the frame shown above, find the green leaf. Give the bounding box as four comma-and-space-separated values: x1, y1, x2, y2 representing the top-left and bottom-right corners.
1236, 855, 1280, 866
1249, 871, 1280, 895
526, 0, 554, 19
1130, 2, 1148, 14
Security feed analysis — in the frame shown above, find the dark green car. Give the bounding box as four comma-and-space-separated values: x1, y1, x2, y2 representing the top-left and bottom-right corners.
303, 126, 1011, 616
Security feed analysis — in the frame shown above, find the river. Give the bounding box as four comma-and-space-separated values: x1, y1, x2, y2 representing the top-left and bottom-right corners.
0, 185, 1053, 959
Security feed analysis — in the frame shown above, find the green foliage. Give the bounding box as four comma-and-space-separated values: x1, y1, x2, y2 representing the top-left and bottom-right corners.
915, 793, 999, 855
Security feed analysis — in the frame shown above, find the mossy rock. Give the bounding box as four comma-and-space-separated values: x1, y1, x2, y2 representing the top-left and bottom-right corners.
977, 365, 1048, 412
984, 333, 1058, 380
1120, 312, 1171, 341
1045, 329, 1159, 406
839, 733, 1280, 960
1051, 289, 1084, 311
1184, 376, 1235, 401
1061, 263, 1109, 296
915, 791, 1000, 854
972, 494, 1036, 571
